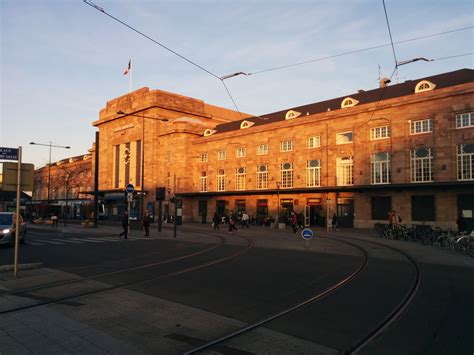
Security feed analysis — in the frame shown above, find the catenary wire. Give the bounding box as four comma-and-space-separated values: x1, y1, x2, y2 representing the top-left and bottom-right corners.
83, 0, 246, 118
382, 0, 398, 67
432, 52, 474, 61
248, 26, 473, 75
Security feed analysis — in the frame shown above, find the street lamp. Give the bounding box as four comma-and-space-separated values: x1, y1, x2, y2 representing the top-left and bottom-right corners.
30, 142, 71, 212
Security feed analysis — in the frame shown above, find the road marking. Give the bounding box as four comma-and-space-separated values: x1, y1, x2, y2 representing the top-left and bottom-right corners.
50, 238, 84, 244
27, 241, 46, 246
32, 239, 65, 245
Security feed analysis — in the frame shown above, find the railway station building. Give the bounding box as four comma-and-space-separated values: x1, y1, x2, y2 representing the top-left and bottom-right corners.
90, 68, 473, 230
31, 68, 474, 230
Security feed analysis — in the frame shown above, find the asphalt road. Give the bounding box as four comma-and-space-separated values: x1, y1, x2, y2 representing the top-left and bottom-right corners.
1, 226, 472, 354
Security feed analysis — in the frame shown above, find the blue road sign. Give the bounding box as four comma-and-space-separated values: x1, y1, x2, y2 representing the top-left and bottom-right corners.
301, 228, 313, 240
125, 183, 135, 193
0, 147, 19, 160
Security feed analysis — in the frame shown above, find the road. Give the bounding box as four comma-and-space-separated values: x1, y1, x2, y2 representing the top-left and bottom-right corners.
0, 224, 473, 354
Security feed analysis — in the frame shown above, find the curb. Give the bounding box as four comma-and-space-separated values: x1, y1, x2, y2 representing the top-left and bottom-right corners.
0, 263, 44, 272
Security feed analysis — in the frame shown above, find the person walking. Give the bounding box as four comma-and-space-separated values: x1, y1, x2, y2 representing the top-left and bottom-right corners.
119, 210, 129, 239
143, 210, 151, 236
331, 214, 338, 230
297, 213, 304, 232
241, 211, 250, 228
229, 213, 238, 234
212, 212, 220, 230
291, 211, 298, 234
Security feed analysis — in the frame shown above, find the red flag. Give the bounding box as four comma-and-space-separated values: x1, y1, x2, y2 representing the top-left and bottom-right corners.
123, 59, 131, 75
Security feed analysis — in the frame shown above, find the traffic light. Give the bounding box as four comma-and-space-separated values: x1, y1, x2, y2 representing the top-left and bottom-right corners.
156, 187, 166, 201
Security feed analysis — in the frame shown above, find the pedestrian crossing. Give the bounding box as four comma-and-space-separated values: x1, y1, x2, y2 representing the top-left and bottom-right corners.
27, 236, 154, 246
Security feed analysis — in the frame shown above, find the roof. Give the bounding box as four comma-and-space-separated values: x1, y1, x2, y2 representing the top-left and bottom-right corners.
212, 68, 474, 135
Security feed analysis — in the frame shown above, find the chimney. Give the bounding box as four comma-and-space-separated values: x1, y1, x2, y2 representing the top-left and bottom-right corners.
379, 77, 391, 88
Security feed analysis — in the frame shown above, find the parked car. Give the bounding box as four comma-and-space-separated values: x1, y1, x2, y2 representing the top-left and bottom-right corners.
0, 212, 27, 246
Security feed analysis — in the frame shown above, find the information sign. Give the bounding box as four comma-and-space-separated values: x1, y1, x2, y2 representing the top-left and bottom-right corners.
125, 183, 134, 194
0, 147, 19, 160
301, 228, 314, 240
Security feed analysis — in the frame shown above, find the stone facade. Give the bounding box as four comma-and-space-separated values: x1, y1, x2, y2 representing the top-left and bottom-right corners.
33, 69, 474, 229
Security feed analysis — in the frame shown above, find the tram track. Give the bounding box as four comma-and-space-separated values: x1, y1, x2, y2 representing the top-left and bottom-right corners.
0, 234, 225, 297
0, 233, 253, 316
183, 235, 420, 355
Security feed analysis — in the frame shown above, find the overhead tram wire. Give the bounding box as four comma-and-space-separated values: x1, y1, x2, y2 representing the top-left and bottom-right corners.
431, 52, 474, 61
246, 26, 473, 76
382, 0, 398, 67
83, 0, 245, 119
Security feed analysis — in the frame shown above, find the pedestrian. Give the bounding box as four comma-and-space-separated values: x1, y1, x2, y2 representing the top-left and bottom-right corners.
51, 214, 58, 227
291, 211, 298, 234
241, 211, 250, 228
297, 213, 304, 231
229, 213, 238, 234
119, 210, 129, 239
143, 210, 151, 236
456, 214, 466, 233
331, 214, 338, 230
388, 210, 399, 228
212, 212, 220, 230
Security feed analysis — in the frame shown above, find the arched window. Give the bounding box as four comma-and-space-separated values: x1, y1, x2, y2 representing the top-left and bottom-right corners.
414, 80, 436, 93
240, 120, 254, 129
341, 97, 359, 108
285, 110, 301, 120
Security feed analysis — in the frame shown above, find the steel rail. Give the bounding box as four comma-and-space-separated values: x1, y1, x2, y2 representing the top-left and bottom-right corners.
332, 236, 421, 355
183, 237, 368, 355
1, 234, 225, 296
0, 234, 252, 315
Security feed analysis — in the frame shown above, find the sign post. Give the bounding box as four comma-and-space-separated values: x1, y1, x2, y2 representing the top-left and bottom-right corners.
301, 227, 313, 250
14, 147, 22, 278
126, 184, 134, 236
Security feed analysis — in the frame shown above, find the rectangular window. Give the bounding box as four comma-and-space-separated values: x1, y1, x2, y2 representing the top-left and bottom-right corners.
410, 119, 433, 134
411, 195, 435, 221
306, 160, 321, 187
136, 140, 141, 187
199, 172, 207, 192
280, 162, 293, 188
217, 150, 226, 161
307, 136, 321, 148
371, 152, 391, 184
457, 144, 474, 180
371, 196, 392, 220
216, 170, 225, 191
456, 112, 474, 128
199, 153, 208, 162
256, 165, 268, 189
370, 126, 390, 140
280, 140, 293, 152
114, 144, 120, 188
235, 167, 246, 190
336, 131, 353, 144
257, 144, 268, 155
410, 148, 433, 182
336, 156, 354, 186
236, 147, 246, 158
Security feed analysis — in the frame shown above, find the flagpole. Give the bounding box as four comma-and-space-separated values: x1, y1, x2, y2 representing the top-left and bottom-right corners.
129, 65, 132, 93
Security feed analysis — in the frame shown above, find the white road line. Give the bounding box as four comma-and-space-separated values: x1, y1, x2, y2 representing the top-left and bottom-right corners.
27, 241, 45, 246
31, 239, 65, 245
68, 238, 104, 243
50, 238, 84, 244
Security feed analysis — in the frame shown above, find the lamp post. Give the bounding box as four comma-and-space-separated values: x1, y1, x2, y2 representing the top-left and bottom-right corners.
30, 142, 70, 213
275, 181, 281, 229
116, 111, 168, 225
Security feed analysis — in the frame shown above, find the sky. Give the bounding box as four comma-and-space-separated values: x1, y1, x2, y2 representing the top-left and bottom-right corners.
1, 0, 473, 169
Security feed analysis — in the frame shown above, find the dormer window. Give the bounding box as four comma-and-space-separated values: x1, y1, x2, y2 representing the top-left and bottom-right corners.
341, 97, 359, 108
203, 129, 216, 137
415, 80, 436, 93
240, 120, 255, 129
285, 110, 301, 120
